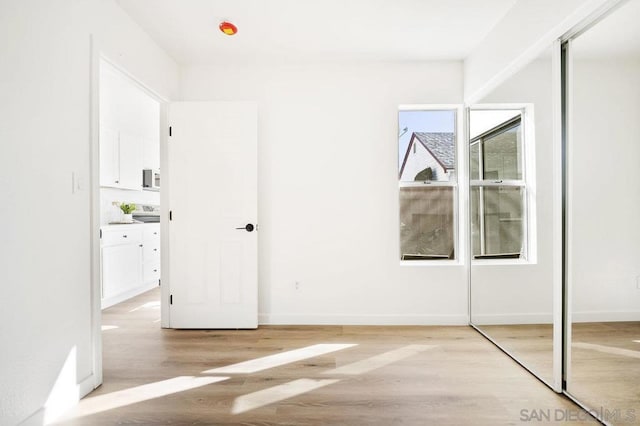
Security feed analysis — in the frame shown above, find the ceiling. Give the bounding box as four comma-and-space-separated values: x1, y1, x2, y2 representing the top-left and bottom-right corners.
115, 0, 517, 65
573, 0, 640, 59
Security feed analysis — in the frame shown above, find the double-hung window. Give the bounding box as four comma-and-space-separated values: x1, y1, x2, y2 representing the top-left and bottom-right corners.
470, 111, 528, 260
398, 107, 459, 261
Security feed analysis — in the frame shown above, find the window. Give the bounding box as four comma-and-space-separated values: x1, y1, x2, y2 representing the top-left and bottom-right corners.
398, 108, 458, 261
470, 112, 528, 259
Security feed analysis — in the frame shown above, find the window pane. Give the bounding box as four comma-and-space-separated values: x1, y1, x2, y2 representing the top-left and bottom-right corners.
400, 187, 454, 260
398, 110, 456, 182
470, 142, 480, 181
471, 186, 524, 258
470, 186, 481, 256
482, 123, 522, 180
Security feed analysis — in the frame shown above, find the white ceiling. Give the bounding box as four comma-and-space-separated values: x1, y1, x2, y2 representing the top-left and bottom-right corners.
573, 0, 640, 59
115, 0, 517, 65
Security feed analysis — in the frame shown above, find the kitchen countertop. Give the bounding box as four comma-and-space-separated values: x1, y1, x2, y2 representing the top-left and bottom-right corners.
102, 222, 160, 229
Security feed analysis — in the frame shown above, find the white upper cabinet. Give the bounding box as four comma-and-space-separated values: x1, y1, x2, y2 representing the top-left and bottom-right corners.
99, 127, 120, 186
99, 60, 160, 189
118, 132, 143, 189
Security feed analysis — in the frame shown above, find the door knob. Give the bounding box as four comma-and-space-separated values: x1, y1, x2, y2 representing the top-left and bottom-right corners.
236, 223, 255, 232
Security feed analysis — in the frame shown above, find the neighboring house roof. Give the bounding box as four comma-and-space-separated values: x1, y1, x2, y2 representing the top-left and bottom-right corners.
399, 132, 455, 179
414, 132, 455, 169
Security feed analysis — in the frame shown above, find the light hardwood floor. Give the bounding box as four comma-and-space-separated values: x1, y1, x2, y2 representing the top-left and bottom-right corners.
56, 289, 595, 425
569, 322, 640, 425
475, 323, 554, 385
470, 322, 640, 425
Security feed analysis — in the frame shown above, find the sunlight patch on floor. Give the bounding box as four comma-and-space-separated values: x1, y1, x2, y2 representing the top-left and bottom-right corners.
203, 343, 357, 374
323, 344, 437, 375
232, 378, 339, 414
129, 301, 160, 312
58, 376, 228, 422
101, 325, 118, 331
573, 342, 640, 359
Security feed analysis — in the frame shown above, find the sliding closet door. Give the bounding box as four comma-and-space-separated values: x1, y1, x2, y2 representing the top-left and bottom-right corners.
564, 1, 640, 423
469, 43, 563, 391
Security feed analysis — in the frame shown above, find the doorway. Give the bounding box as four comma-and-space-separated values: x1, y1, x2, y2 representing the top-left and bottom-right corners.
90, 47, 168, 391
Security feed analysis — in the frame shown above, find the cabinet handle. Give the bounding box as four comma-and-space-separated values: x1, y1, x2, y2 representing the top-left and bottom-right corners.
153, 269, 157, 272
153, 232, 158, 235
139, 244, 143, 247
123, 235, 127, 238
154, 248, 158, 252
115, 180, 119, 184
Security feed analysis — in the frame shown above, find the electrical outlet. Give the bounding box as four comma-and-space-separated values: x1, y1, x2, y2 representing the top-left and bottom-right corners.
295, 281, 300, 290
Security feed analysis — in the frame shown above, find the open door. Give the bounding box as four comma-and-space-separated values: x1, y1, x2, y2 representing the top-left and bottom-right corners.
167, 101, 258, 329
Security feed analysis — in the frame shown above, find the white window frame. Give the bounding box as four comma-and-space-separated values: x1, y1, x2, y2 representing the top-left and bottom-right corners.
469, 104, 537, 265
398, 104, 466, 266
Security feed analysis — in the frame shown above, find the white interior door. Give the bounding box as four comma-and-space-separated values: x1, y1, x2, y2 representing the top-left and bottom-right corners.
168, 101, 258, 329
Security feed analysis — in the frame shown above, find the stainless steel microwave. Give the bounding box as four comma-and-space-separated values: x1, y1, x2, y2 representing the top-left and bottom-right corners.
142, 169, 160, 191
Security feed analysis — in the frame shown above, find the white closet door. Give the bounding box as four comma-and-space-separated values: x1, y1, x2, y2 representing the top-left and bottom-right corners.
168, 101, 258, 329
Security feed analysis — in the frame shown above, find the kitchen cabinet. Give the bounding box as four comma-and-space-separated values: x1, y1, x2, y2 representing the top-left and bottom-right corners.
117, 132, 143, 189
102, 241, 142, 300
101, 223, 160, 309
99, 60, 159, 190
100, 127, 120, 187
99, 129, 143, 190
142, 225, 161, 283
142, 135, 160, 171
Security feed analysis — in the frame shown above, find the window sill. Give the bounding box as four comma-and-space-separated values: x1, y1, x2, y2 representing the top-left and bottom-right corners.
471, 258, 537, 266
400, 259, 462, 267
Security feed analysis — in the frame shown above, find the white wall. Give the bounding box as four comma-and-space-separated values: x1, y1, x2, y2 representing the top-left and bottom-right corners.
470, 56, 556, 324
0, 1, 178, 424
570, 58, 640, 321
179, 61, 467, 326
464, 0, 614, 103
100, 188, 160, 225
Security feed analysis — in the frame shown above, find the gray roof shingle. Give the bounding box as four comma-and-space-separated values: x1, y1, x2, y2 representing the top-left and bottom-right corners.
414, 132, 455, 169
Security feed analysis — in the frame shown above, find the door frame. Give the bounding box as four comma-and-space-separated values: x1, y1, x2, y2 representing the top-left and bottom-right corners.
89, 36, 170, 392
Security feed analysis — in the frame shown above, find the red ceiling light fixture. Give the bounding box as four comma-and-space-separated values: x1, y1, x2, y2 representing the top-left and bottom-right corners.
219, 21, 238, 36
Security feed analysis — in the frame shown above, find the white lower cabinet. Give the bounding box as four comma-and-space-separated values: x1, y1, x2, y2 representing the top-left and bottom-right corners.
142, 226, 161, 283
101, 223, 160, 309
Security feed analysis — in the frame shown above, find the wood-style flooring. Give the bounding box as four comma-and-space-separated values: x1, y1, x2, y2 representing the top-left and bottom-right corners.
475, 323, 554, 385
473, 322, 640, 425
56, 289, 594, 425
570, 322, 640, 425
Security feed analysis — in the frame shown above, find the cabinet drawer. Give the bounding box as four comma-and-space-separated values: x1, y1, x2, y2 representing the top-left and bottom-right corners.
102, 228, 143, 246
143, 244, 161, 261
143, 226, 160, 242
143, 261, 161, 283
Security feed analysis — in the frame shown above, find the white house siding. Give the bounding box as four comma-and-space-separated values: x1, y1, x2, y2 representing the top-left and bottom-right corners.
401, 139, 448, 181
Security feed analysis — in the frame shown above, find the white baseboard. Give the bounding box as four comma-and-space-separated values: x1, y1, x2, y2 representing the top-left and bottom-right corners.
102, 281, 159, 309
466, 311, 640, 325
572, 311, 640, 323
471, 313, 554, 325
258, 313, 469, 326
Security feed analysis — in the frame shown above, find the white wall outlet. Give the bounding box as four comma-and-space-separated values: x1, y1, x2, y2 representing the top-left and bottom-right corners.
295, 281, 300, 290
